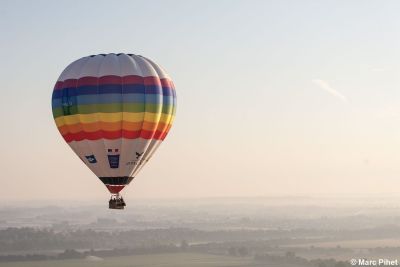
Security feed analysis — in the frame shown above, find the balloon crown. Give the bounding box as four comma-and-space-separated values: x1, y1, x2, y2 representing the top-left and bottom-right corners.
89, 53, 136, 57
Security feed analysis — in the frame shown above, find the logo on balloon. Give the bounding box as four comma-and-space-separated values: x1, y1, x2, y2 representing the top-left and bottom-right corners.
135, 152, 144, 159
62, 101, 73, 107
126, 160, 145, 166
108, 155, 120, 169
85, 155, 97, 164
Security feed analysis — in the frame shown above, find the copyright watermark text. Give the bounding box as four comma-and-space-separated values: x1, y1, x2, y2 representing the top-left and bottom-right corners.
350, 259, 399, 266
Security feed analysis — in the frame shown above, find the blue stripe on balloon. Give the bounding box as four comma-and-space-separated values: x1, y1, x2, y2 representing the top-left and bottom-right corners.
51, 94, 174, 109
52, 84, 174, 99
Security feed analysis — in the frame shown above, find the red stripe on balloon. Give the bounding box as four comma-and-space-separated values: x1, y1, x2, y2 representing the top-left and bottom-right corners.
160, 124, 173, 140
62, 129, 166, 142
77, 77, 98, 86
123, 75, 144, 84
54, 81, 64, 89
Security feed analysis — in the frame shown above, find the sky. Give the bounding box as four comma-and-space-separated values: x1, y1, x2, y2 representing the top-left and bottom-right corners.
2, 0, 400, 201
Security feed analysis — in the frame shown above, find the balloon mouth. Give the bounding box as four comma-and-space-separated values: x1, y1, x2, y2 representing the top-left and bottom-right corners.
106, 185, 126, 194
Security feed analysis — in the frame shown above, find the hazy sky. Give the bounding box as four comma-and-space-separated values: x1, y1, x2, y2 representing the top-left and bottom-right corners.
2, 0, 400, 201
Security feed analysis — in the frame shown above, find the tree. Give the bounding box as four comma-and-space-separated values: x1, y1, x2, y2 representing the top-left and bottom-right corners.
180, 240, 189, 251
335, 262, 348, 267
285, 251, 296, 258
58, 249, 83, 260
238, 246, 249, 257
228, 247, 237, 256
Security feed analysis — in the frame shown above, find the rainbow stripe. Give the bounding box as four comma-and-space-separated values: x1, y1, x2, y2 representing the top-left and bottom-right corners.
52, 75, 176, 143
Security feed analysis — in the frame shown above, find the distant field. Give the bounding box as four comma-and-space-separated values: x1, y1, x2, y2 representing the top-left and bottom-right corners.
0, 253, 256, 267
284, 238, 400, 249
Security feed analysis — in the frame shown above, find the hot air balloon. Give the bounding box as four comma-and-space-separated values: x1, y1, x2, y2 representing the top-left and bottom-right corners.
51, 53, 176, 209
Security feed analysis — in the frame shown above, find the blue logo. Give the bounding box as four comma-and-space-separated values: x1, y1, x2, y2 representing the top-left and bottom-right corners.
108, 155, 120, 168
85, 155, 97, 163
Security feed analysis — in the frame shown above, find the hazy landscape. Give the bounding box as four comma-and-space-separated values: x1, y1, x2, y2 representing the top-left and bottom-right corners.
1, 195, 400, 266
3, 1, 400, 266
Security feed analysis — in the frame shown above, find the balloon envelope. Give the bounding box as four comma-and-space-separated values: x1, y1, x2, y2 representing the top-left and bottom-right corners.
51, 53, 176, 194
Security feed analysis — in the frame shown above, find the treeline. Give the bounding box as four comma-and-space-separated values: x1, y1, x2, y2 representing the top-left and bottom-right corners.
0, 227, 328, 253
3, 226, 400, 253
0, 245, 181, 263
0, 245, 353, 267
254, 252, 351, 267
